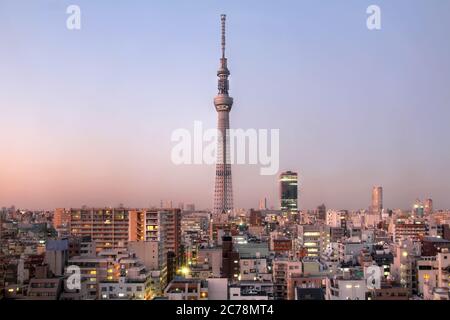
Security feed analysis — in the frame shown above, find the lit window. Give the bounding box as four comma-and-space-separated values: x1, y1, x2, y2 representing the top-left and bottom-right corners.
304, 232, 320, 237
304, 242, 317, 247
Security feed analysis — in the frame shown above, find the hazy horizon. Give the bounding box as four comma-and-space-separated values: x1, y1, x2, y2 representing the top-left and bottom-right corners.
1, 0, 450, 211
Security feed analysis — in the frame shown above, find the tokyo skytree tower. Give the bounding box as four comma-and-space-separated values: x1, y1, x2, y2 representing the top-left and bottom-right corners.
213, 14, 233, 215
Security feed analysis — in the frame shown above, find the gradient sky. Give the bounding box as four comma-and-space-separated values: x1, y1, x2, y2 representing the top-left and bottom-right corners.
1, 0, 449, 211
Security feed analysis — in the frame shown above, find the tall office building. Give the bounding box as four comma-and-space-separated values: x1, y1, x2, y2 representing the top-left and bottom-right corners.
259, 198, 268, 210
213, 14, 234, 215
279, 171, 298, 213
371, 186, 383, 216
424, 198, 433, 216
413, 199, 425, 217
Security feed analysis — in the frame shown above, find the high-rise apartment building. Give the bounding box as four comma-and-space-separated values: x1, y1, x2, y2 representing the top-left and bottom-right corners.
143, 209, 182, 282
129, 208, 182, 283
69, 208, 131, 252
393, 221, 427, 243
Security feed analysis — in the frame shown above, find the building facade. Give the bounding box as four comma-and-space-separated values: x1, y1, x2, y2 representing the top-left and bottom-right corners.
279, 171, 298, 214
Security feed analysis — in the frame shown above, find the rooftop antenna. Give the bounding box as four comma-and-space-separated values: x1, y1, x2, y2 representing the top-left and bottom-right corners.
221, 14, 226, 59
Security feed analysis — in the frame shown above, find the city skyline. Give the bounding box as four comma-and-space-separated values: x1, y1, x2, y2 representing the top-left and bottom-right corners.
2, 1, 450, 305
1, 0, 450, 210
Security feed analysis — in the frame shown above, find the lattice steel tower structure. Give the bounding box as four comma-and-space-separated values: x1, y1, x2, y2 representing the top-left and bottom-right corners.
213, 14, 233, 215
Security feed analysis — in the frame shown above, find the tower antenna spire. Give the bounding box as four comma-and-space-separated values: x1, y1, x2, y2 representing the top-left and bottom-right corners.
221, 14, 226, 59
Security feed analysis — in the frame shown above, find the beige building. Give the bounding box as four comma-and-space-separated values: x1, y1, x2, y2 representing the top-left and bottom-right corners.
69, 208, 131, 252
371, 186, 383, 216
164, 279, 208, 300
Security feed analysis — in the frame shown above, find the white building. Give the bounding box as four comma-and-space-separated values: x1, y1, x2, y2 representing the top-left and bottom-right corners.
99, 275, 148, 300
207, 278, 228, 300
326, 210, 347, 228
326, 277, 367, 300
240, 256, 271, 281
229, 281, 273, 300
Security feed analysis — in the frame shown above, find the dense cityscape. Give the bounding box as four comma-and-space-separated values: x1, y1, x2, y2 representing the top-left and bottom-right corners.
1, 179, 450, 301
1, 5, 450, 304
